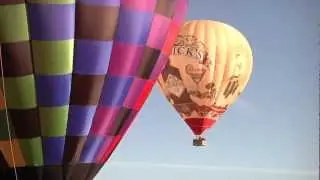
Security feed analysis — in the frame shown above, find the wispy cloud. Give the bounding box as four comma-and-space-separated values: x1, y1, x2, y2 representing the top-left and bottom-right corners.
235, 97, 252, 110
108, 161, 318, 177
231, 97, 264, 117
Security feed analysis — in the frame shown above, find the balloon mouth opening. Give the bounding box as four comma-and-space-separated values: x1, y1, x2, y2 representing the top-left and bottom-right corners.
193, 136, 207, 146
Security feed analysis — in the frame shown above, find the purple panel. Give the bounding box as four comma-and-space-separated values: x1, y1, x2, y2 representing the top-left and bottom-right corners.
89, 106, 120, 136
100, 76, 133, 106
36, 75, 72, 106
43, 137, 65, 165
94, 135, 114, 162
28, 3, 75, 40
107, 42, 143, 76
123, 78, 146, 108
77, 0, 120, 6
115, 7, 153, 44
74, 40, 112, 75
149, 53, 168, 80
66, 105, 97, 136
79, 136, 105, 163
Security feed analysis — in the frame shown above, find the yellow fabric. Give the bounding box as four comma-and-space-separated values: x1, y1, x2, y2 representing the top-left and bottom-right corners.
158, 20, 253, 122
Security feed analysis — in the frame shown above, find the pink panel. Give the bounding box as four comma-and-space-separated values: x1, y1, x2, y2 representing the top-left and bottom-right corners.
174, 0, 189, 25
107, 41, 144, 76
121, 0, 156, 11
146, 14, 171, 49
123, 78, 147, 109
89, 106, 120, 136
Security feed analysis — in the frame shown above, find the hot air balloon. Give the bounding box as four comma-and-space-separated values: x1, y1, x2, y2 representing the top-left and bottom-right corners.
158, 20, 253, 147
0, 0, 189, 179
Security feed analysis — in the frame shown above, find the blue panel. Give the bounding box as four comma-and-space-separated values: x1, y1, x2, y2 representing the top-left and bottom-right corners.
79, 136, 105, 163
100, 76, 133, 106
67, 105, 97, 136
115, 7, 153, 44
43, 137, 65, 165
73, 40, 112, 75
36, 75, 72, 106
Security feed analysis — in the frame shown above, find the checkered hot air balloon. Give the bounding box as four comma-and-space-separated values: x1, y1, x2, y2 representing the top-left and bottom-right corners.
0, 0, 189, 179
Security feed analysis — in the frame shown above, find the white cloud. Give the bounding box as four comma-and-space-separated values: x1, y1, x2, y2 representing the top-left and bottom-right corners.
233, 97, 255, 111
230, 97, 265, 118
108, 161, 318, 177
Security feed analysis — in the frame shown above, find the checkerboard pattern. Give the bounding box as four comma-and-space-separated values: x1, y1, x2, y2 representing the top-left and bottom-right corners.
0, 0, 188, 179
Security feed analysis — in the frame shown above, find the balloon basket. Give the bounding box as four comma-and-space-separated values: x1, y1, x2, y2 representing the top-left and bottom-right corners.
193, 137, 207, 147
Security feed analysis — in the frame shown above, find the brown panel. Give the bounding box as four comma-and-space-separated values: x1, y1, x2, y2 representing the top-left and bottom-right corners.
107, 107, 132, 136
75, 4, 119, 41
0, 151, 9, 169
84, 163, 103, 180
0, 110, 16, 140
0, 42, 33, 77
16, 166, 43, 180
136, 47, 160, 79
63, 136, 86, 164
9, 108, 41, 138
0, 89, 5, 109
0, 0, 25, 5
1, 168, 15, 180
70, 74, 105, 105
42, 166, 63, 180
68, 163, 91, 180
155, 0, 177, 18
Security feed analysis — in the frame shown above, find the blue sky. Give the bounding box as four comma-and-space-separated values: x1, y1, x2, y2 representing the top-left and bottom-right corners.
96, 0, 320, 179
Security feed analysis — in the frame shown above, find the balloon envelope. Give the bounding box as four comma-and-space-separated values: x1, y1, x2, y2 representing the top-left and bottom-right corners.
158, 20, 253, 145
0, 0, 188, 179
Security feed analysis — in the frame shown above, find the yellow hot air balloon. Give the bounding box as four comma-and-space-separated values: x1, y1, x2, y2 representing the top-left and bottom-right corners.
158, 20, 253, 146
